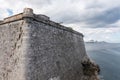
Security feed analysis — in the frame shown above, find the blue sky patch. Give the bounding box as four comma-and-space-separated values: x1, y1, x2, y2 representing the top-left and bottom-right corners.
7, 9, 13, 16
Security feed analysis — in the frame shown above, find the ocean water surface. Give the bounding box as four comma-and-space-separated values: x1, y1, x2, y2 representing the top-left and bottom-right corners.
85, 43, 120, 80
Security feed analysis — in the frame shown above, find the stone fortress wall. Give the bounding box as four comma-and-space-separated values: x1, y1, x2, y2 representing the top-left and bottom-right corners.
0, 8, 99, 80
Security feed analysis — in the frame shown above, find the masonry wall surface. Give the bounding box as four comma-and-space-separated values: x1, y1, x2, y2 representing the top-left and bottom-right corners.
25, 19, 87, 80
0, 19, 87, 80
0, 20, 29, 80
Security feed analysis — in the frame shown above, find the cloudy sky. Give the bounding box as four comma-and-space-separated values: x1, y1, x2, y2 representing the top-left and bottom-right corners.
0, 0, 120, 43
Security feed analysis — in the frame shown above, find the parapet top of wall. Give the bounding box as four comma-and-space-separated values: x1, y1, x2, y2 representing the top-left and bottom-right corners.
0, 8, 83, 37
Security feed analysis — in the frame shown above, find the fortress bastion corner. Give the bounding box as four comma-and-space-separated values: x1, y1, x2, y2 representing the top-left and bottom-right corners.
0, 8, 100, 80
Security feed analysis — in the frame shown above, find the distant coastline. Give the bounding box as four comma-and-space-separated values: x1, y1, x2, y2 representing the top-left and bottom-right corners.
85, 40, 108, 44
85, 40, 120, 44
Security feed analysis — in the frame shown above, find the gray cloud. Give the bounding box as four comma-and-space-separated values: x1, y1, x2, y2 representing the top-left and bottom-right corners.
50, 6, 120, 28
25, 0, 52, 8
86, 7, 120, 27
35, 0, 119, 28
1, 0, 120, 28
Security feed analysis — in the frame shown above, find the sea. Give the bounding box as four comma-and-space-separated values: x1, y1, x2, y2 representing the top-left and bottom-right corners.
85, 43, 120, 80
